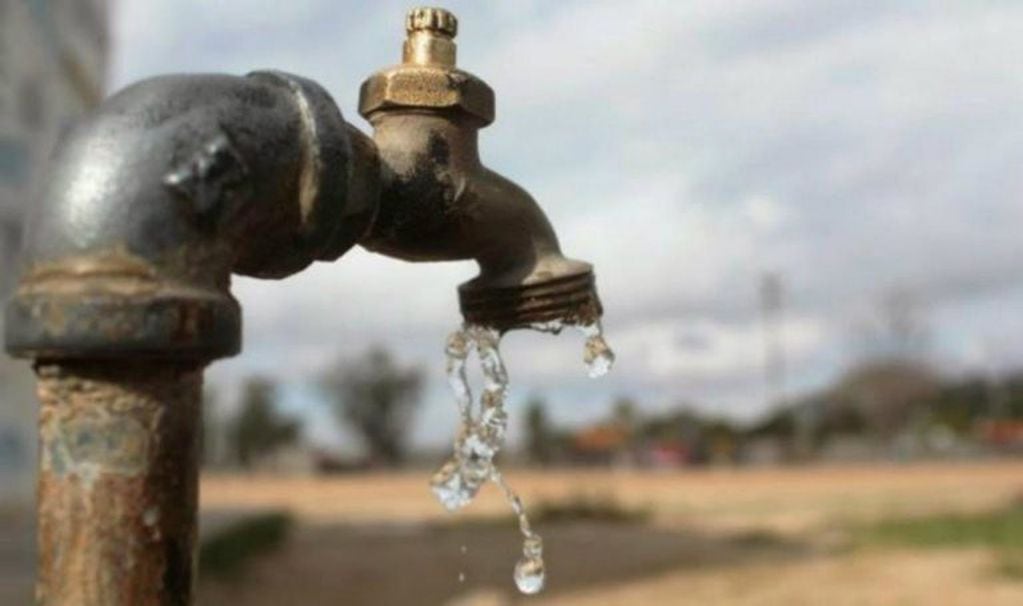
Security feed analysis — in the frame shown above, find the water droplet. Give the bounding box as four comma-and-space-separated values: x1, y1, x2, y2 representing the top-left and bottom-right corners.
529, 319, 565, 334
514, 555, 545, 595
579, 322, 615, 378
458, 571, 466, 583
430, 460, 474, 511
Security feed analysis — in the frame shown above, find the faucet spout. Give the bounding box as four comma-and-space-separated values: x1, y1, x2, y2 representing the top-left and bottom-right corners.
358, 7, 603, 331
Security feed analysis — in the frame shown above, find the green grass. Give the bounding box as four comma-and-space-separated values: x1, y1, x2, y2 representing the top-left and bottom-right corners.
858, 502, 1023, 580
861, 504, 1023, 550
199, 512, 293, 578
531, 493, 652, 525
448, 492, 651, 530
997, 550, 1023, 580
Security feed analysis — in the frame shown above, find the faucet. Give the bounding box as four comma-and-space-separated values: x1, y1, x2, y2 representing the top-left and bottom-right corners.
3, 8, 603, 605
359, 8, 601, 329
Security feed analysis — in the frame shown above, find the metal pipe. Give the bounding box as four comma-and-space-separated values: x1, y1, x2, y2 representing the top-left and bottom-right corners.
6, 70, 367, 606
36, 361, 202, 605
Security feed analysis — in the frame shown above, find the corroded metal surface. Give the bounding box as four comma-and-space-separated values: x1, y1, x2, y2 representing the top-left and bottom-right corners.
6, 248, 240, 360
5, 71, 369, 361
35, 361, 201, 606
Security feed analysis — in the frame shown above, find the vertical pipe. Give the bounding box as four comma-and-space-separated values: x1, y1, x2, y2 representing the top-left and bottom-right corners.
34, 361, 202, 605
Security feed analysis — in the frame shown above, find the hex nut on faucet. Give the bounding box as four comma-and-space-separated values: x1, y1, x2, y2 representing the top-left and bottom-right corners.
359, 8, 494, 125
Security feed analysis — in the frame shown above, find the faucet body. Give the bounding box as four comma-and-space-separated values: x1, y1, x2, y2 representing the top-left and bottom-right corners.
3, 8, 603, 605
363, 110, 598, 323
358, 8, 601, 328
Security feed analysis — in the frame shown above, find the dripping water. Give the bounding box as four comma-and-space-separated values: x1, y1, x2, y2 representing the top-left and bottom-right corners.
432, 320, 614, 595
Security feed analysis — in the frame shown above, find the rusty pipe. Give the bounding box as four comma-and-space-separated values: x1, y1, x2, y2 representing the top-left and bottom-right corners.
4, 71, 372, 606
35, 361, 201, 605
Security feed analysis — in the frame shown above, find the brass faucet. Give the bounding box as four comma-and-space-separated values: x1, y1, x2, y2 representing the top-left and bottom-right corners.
359, 7, 602, 329
3, 8, 604, 605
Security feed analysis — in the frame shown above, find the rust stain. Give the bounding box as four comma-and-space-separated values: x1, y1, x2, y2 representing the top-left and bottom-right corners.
20, 247, 160, 296
35, 362, 201, 606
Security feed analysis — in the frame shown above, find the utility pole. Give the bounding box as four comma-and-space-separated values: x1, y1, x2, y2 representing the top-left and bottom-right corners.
760, 272, 806, 456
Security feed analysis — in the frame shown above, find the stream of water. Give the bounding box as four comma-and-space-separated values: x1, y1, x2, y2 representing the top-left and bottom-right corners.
431, 321, 615, 594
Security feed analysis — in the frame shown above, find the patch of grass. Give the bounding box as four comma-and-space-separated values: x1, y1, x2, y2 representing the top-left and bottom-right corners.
858, 503, 1023, 581
729, 529, 790, 548
996, 550, 1023, 580
199, 512, 293, 578
445, 493, 651, 530
860, 505, 1023, 551
531, 493, 651, 525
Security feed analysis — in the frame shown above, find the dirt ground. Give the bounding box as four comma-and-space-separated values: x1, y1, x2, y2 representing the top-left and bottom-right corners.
198, 460, 1023, 605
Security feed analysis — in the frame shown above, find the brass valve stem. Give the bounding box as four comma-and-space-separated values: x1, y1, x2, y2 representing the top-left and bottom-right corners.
402, 7, 458, 67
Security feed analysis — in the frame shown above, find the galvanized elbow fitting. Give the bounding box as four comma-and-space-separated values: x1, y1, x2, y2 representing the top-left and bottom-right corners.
5, 71, 375, 360
358, 7, 603, 331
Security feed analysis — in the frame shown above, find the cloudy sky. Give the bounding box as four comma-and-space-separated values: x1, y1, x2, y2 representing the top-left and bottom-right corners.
109, 0, 1023, 448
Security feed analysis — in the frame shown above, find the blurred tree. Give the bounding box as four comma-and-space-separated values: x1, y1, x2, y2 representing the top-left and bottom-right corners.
612, 397, 638, 432
524, 396, 554, 465
323, 348, 423, 467
611, 396, 639, 458
815, 397, 869, 441
640, 408, 703, 443
230, 378, 299, 469
748, 407, 796, 441
851, 287, 932, 362
704, 418, 740, 464
927, 378, 987, 434
1005, 372, 1023, 420
834, 359, 941, 442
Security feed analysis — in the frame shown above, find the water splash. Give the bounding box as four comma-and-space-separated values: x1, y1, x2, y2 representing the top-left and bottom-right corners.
513, 535, 545, 594
579, 321, 615, 378
430, 325, 507, 511
432, 320, 614, 594
530, 319, 616, 378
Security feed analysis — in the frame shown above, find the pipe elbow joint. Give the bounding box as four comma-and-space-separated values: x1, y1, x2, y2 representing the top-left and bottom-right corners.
5, 71, 376, 361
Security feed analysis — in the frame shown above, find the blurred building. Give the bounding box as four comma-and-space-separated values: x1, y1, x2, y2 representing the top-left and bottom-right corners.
0, 0, 108, 506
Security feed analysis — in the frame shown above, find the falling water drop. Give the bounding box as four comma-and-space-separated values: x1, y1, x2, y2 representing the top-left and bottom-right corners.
580, 322, 615, 378
529, 319, 565, 334
514, 557, 545, 594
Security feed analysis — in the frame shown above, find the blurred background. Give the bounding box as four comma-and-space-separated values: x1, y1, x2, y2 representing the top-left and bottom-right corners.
2, 1, 1022, 604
